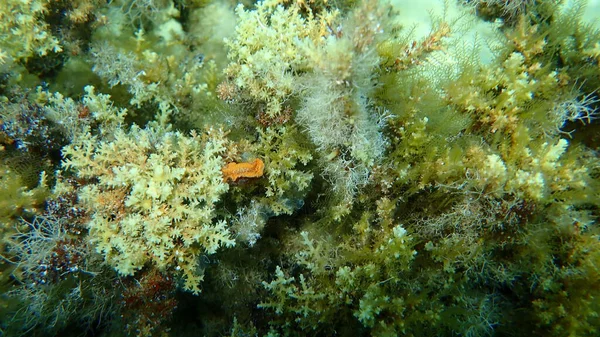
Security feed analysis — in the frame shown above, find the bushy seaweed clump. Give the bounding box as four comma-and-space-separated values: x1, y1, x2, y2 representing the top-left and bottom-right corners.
0, 0, 599, 337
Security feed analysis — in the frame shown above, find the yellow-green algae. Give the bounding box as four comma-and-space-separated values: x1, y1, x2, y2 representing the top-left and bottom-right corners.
0, 0, 599, 336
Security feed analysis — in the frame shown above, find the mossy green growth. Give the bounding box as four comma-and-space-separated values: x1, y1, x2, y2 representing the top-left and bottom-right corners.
0, 163, 48, 268
0, 164, 47, 224
253, 126, 313, 215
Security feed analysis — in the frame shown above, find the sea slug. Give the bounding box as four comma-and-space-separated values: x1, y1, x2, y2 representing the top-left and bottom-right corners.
222, 158, 265, 182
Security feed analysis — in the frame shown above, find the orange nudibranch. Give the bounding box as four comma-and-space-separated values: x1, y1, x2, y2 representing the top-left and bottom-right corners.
222, 158, 265, 182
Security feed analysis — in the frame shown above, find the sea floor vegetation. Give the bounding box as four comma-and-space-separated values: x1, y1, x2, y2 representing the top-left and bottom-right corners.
1, 0, 599, 336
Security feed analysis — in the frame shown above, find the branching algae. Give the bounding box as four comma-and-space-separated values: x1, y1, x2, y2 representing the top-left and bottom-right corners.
0, 0, 599, 336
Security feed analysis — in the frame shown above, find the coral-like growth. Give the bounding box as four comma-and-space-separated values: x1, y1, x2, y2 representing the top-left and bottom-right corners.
62, 123, 234, 293
224, 0, 338, 116
0, 0, 62, 63
40, 85, 128, 141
